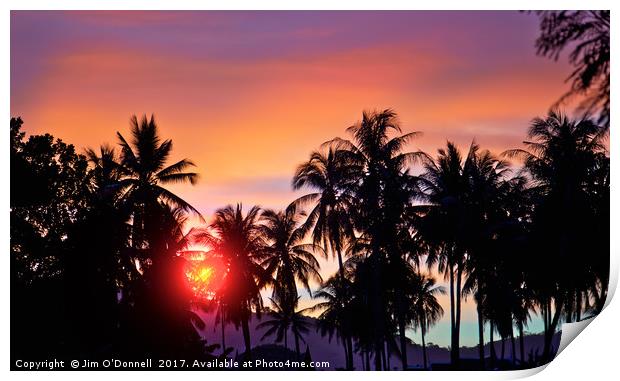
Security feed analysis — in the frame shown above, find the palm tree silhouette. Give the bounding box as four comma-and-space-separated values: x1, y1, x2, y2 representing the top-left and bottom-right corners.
504, 110, 607, 361
411, 273, 445, 370
257, 295, 312, 359
292, 147, 358, 368
259, 205, 323, 306
324, 109, 423, 370
292, 148, 356, 284
10, 104, 610, 370
416, 142, 469, 366
116, 114, 200, 258
534, 11, 610, 128
193, 204, 267, 359
85, 144, 124, 198
458, 142, 522, 367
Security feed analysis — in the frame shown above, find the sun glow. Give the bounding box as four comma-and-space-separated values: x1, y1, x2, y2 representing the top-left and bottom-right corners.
183, 252, 226, 300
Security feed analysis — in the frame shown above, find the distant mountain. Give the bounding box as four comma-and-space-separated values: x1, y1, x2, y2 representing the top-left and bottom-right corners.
195, 310, 560, 370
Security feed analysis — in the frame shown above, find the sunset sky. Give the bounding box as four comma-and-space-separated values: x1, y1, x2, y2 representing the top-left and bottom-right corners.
11, 10, 573, 346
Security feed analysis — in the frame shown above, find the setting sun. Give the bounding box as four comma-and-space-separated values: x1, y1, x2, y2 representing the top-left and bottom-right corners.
184, 253, 226, 300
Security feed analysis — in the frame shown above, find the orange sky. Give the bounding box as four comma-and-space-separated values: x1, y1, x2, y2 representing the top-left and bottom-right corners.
11, 11, 575, 345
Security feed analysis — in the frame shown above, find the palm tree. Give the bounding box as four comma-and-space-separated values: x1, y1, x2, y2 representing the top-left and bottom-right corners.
459, 142, 523, 367
292, 148, 357, 284
411, 273, 445, 370
259, 205, 323, 306
85, 144, 124, 200
416, 142, 469, 366
324, 109, 423, 370
309, 275, 355, 369
193, 204, 267, 359
122, 203, 209, 359
534, 11, 610, 128
116, 114, 200, 258
513, 282, 535, 366
504, 110, 607, 360
292, 147, 358, 369
257, 295, 312, 358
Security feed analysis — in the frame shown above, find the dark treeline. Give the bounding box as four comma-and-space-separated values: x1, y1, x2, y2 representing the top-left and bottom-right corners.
10, 10, 609, 371
10, 108, 609, 370
11, 115, 214, 364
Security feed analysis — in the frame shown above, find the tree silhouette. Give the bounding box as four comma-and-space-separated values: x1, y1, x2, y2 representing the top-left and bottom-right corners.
116, 114, 200, 264
258, 295, 312, 359
193, 204, 267, 358
534, 11, 610, 128
504, 110, 607, 361
309, 274, 355, 369
416, 142, 470, 366
292, 147, 359, 369
323, 109, 423, 370
260, 205, 323, 306
10, 100, 609, 371
411, 273, 445, 370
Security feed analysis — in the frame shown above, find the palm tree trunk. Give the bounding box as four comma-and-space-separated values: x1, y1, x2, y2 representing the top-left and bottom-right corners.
295, 333, 300, 360
221, 316, 226, 355
381, 344, 387, 370
449, 263, 456, 366
370, 255, 384, 371
336, 247, 346, 282
365, 350, 370, 371
241, 318, 252, 359
342, 339, 348, 369
454, 262, 463, 366
386, 340, 391, 370
476, 292, 485, 369
576, 291, 582, 321
335, 247, 353, 370
346, 336, 354, 370
510, 329, 516, 367
501, 336, 505, 360
543, 297, 563, 361
361, 352, 365, 371
518, 323, 525, 366
422, 323, 428, 370
397, 288, 409, 370
489, 320, 496, 368
284, 328, 288, 350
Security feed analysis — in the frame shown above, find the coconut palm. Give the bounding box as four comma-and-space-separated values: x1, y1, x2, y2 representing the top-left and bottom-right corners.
292, 147, 358, 369
292, 148, 357, 283
459, 143, 523, 367
534, 11, 610, 128
309, 274, 355, 368
259, 205, 323, 306
504, 110, 607, 360
116, 114, 200, 256
85, 144, 124, 200
257, 295, 312, 358
416, 142, 469, 366
193, 204, 267, 359
411, 274, 445, 370
324, 109, 423, 369
120, 203, 209, 359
